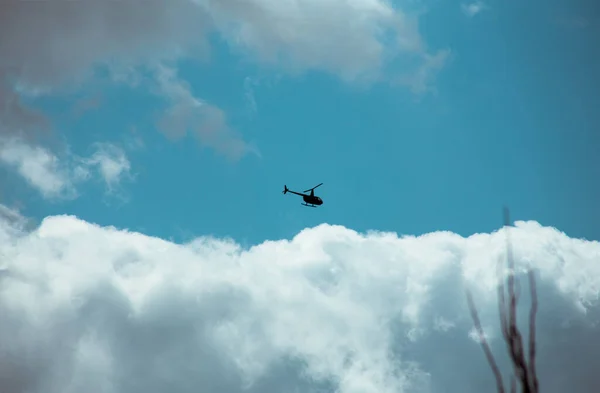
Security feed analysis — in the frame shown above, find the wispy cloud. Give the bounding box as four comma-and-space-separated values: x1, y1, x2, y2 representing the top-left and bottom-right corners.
154, 65, 258, 161
396, 49, 452, 96
0, 137, 133, 201
0, 137, 80, 199
461, 1, 487, 17
78, 143, 133, 195
243, 76, 259, 116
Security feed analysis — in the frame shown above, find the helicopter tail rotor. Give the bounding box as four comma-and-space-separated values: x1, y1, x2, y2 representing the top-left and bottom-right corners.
283, 185, 288, 194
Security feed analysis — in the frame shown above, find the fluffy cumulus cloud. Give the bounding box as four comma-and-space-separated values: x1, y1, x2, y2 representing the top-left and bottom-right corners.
0, 137, 132, 200
0, 209, 599, 393
0, 0, 447, 154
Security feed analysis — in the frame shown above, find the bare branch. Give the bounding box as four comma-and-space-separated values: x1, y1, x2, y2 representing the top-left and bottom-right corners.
527, 270, 539, 392
466, 207, 540, 393
511, 374, 516, 393
466, 289, 506, 393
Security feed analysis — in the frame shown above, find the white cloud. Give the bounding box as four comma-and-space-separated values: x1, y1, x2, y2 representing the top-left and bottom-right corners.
0, 137, 133, 200
80, 143, 133, 194
0, 213, 599, 393
205, 0, 433, 82
0, 203, 29, 235
0, 137, 79, 199
461, 2, 487, 17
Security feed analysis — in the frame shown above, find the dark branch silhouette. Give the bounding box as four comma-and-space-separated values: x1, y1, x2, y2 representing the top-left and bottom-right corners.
465, 207, 540, 393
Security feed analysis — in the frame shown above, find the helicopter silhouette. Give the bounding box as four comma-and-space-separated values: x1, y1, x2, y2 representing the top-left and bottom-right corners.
283, 183, 323, 207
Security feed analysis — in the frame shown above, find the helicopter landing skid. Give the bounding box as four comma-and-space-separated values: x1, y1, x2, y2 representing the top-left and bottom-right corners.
301, 203, 317, 208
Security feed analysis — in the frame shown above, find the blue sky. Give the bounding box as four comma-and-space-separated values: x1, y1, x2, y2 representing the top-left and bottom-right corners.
1, 2, 600, 393
1, 0, 598, 246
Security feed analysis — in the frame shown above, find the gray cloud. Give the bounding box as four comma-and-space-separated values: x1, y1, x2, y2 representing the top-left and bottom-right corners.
154, 65, 257, 161
0, 0, 209, 139
0, 0, 208, 89
0, 211, 598, 393
0, 0, 447, 150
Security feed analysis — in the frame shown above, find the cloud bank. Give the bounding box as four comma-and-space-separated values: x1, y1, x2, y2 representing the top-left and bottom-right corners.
0, 210, 599, 393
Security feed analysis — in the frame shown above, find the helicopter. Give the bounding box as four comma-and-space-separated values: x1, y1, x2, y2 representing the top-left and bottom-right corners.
282, 183, 323, 207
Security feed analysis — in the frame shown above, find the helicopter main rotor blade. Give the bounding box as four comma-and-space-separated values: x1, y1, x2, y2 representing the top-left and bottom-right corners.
303, 182, 323, 193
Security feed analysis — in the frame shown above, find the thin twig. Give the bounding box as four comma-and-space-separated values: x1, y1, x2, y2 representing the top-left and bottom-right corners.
527, 270, 539, 392
466, 289, 506, 393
